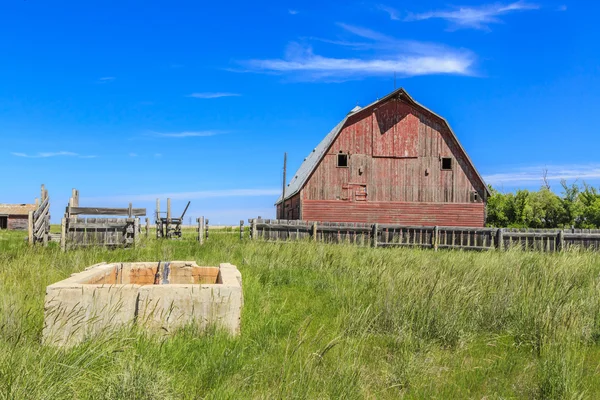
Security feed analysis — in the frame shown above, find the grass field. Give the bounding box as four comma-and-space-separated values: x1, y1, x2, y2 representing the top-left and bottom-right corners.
1, 229, 600, 399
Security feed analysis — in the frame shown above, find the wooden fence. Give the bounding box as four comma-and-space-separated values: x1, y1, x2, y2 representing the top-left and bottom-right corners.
28, 184, 51, 246
247, 218, 600, 252
61, 189, 146, 251
196, 217, 208, 244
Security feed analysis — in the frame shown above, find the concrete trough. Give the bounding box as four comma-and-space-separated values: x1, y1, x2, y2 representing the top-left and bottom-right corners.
43, 261, 243, 346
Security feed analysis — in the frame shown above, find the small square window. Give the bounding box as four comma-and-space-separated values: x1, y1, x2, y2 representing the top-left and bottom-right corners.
337, 153, 348, 168
441, 157, 452, 170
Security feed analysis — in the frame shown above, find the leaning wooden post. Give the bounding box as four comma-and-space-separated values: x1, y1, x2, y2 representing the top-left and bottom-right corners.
251, 219, 257, 240
60, 217, 67, 252
312, 222, 318, 242
28, 211, 34, 245
495, 228, 504, 250
557, 230, 564, 252
372, 223, 378, 248
239, 220, 244, 240
433, 226, 439, 251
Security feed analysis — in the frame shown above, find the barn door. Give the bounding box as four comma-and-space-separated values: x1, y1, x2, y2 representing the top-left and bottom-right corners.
0, 216, 7, 230
350, 155, 368, 202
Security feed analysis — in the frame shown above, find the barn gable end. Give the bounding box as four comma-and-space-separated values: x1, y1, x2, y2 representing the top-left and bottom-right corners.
277, 88, 489, 227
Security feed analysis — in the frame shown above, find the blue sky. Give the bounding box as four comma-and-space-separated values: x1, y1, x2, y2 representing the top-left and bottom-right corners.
1, 0, 597, 224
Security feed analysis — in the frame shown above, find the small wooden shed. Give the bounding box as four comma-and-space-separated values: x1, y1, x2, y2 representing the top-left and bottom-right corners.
0, 204, 37, 230
276, 88, 490, 227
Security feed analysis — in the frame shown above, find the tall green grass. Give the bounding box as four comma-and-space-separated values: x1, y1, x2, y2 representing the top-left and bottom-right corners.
1, 229, 600, 398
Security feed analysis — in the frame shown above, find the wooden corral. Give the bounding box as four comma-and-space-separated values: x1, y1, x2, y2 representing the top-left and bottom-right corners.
28, 184, 51, 246
155, 198, 191, 239
276, 88, 489, 227
61, 189, 146, 251
248, 218, 600, 252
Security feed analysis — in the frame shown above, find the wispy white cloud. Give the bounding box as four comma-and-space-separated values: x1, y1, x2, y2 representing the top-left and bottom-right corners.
376, 4, 400, 20
129, 153, 138, 157
484, 164, 600, 186
154, 153, 162, 158
149, 131, 223, 138
557, 5, 567, 11
405, 1, 539, 30
11, 151, 97, 159
242, 34, 475, 80
98, 76, 116, 83
187, 92, 241, 99
83, 189, 282, 203
289, 9, 299, 15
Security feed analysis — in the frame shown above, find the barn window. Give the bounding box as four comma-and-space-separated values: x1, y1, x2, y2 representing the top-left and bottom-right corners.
470, 191, 480, 203
441, 157, 453, 171
337, 153, 348, 168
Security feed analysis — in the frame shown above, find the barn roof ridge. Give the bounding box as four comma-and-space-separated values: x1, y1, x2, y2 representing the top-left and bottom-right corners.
275, 87, 489, 205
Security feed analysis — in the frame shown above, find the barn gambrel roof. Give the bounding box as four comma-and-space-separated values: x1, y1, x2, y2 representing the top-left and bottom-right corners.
276, 88, 490, 205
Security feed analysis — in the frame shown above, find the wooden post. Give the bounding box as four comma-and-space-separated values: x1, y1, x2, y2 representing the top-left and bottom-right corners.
240, 220, 244, 240
166, 198, 171, 238
557, 230, 564, 252
496, 228, 504, 250
133, 218, 140, 247
372, 223, 378, 248
145, 218, 149, 238
155, 198, 161, 238
433, 226, 439, 251
197, 217, 204, 244
71, 188, 79, 207
281, 152, 287, 219
312, 222, 318, 241
251, 219, 257, 240
43, 214, 49, 247
28, 211, 34, 245
205, 219, 209, 241
60, 218, 67, 252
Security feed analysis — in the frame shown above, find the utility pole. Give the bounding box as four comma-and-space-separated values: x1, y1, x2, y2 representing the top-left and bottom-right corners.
281, 152, 287, 219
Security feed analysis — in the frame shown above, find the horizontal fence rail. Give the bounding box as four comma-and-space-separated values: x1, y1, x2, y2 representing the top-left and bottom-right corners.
247, 218, 600, 252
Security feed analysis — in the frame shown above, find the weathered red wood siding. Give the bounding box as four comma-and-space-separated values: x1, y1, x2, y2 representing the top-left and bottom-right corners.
276, 193, 301, 220
299, 96, 486, 227
302, 200, 484, 227
8, 215, 28, 230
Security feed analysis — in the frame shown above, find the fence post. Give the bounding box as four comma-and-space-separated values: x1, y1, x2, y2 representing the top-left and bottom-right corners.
198, 217, 205, 244
145, 218, 149, 238
433, 226, 439, 251
60, 218, 67, 252
251, 219, 257, 240
312, 222, 318, 241
133, 218, 140, 247
557, 230, 564, 252
372, 223, 378, 248
205, 219, 209, 241
495, 228, 504, 250
28, 211, 34, 246
240, 220, 244, 240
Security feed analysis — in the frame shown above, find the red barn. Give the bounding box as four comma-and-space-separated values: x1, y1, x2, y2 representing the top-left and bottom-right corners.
275, 88, 489, 227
